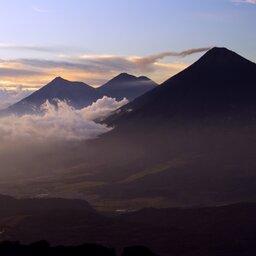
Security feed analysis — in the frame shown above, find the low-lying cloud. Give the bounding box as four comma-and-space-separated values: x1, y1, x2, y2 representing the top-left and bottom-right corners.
79, 96, 128, 121
0, 96, 127, 180
0, 96, 127, 142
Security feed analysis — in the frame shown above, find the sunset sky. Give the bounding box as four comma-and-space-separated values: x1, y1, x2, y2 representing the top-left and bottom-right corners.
0, 0, 255, 95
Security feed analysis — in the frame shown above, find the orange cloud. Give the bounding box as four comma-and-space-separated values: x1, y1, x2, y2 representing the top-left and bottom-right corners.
0, 47, 209, 90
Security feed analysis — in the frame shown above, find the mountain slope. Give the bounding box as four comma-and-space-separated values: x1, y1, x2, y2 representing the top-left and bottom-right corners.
107, 47, 256, 126
2, 195, 256, 256
79, 47, 256, 207
3, 74, 157, 115
98, 73, 157, 101
5, 77, 98, 115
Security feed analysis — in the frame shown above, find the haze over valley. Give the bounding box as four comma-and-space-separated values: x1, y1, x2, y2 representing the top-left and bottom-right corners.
1, 1, 256, 255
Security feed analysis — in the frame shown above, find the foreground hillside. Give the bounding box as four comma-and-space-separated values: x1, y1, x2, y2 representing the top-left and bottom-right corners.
1, 195, 256, 256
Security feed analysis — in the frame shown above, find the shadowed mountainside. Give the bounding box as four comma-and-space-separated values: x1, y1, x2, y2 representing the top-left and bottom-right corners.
5, 77, 97, 114
2, 47, 256, 208
74, 47, 256, 207
2, 74, 157, 115
98, 73, 157, 101
107, 47, 256, 125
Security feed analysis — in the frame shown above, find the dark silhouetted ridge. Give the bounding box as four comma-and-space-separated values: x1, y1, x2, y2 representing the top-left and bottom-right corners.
86, 48, 256, 208
196, 47, 253, 65
107, 47, 256, 126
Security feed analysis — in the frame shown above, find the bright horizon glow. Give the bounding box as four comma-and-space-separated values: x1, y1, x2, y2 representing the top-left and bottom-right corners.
0, 50, 203, 89
0, 0, 255, 91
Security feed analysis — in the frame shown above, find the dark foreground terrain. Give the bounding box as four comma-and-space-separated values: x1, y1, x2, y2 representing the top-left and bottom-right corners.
0, 241, 158, 256
1, 195, 256, 255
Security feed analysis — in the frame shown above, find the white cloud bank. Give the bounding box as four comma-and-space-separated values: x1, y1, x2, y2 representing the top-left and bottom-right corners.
80, 96, 128, 121
0, 96, 128, 181
0, 96, 128, 142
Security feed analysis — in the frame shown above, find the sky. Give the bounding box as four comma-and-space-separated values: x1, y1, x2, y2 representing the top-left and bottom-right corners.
0, 0, 255, 97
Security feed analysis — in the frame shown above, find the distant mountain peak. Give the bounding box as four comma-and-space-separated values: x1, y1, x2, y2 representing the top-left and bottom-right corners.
205, 47, 239, 58
2, 77, 97, 115
54, 76, 65, 81
113, 73, 136, 80
98, 73, 157, 101
195, 46, 253, 67
106, 73, 155, 84
107, 47, 256, 126
116, 73, 151, 81
45, 77, 93, 90
2, 72, 157, 116
118, 72, 134, 77
50, 76, 68, 83
46, 77, 70, 88
209, 46, 230, 52
138, 76, 151, 81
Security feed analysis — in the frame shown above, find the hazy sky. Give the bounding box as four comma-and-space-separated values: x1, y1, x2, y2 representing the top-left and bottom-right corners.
0, 0, 255, 90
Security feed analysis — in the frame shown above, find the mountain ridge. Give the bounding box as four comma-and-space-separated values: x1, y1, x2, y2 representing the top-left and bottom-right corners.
81, 47, 256, 208
2, 73, 157, 115
98, 72, 157, 101
106, 47, 256, 126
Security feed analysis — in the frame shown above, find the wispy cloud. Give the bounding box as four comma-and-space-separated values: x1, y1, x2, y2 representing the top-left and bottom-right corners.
128, 47, 211, 71
0, 43, 60, 53
0, 67, 45, 77
131, 47, 211, 63
232, 0, 256, 4
0, 47, 210, 89
78, 47, 210, 73
31, 6, 50, 13
17, 58, 107, 72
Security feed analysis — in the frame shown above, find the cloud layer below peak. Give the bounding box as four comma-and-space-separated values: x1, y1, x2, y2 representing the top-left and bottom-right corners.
0, 96, 128, 180
0, 96, 128, 143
